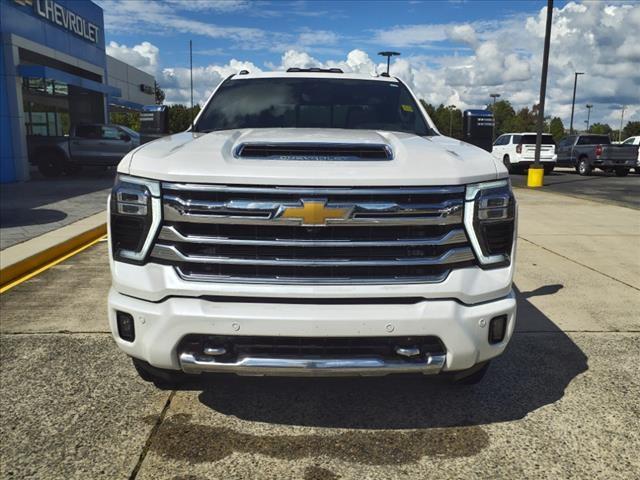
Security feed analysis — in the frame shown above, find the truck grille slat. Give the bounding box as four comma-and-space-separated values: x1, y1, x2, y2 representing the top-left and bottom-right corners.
150, 184, 476, 284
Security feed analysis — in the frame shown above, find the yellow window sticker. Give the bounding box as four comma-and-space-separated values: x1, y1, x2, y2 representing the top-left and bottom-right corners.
401, 104, 414, 112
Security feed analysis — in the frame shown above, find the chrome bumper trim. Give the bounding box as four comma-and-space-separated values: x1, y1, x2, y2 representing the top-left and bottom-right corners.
158, 225, 468, 247
151, 244, 476, 267
179, 352, 446, 376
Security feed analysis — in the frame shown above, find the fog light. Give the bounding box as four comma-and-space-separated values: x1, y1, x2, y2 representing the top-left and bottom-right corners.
488, 315, 507, 344
116, 311, 135, 342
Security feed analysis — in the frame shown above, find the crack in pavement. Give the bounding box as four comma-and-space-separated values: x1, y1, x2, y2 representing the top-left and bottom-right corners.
0, 331, 111, 335
129, 391, 176, 480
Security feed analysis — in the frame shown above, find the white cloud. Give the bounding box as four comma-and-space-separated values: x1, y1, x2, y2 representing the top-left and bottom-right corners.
106, 41, 159, 75
373, 24, 449, 48
108, 1, 639, 126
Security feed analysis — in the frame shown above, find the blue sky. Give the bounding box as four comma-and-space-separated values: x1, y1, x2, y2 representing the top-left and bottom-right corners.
103, 0, 549, 69
100, 0, 639, 127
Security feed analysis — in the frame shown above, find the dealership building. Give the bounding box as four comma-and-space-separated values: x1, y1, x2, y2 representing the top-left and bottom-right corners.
0, 0, 156, 183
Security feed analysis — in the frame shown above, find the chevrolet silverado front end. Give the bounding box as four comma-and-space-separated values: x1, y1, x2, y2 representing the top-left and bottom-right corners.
108, 70, 517, 385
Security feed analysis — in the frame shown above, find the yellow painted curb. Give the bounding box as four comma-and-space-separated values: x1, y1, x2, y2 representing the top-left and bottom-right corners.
0, 222, 107, 291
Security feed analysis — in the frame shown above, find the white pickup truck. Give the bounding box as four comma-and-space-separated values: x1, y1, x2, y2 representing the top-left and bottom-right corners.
108, 70, 517, 386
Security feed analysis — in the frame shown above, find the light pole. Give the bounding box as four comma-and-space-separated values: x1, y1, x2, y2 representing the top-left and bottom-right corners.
619, 105, 627, 141
448, 105, 457, 136
377, 51, 400, 75
529, 0, 553, 187
489, 93, 500, 140
569, 71, 584, 134
585, 104, 593, 131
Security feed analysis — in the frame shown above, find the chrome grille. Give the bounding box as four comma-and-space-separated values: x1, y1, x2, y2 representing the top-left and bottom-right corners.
150, 183, 476, 284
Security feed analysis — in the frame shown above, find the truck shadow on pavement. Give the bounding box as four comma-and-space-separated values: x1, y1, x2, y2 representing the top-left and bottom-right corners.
186, 283, 587, 430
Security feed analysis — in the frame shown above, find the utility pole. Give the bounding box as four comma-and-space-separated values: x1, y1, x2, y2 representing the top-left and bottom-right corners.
585, 104, 592, 131
569, 71, 584, 134
448, 105, 457, 136
619, 105, 626, 141
529, 0, 553, 187
189, 40, 194, 132
377, 51, 400, 75
489, 93, 500, 140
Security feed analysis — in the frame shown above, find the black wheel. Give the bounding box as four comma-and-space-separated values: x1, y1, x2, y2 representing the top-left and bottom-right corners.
132, 357, 190, 387
63, 163, 83, 175
503, 155, 514, 174
36, 151, 65, 178
577, 157, 592, 176
615, 168, 629, 177
450, 361, 490, 385
543, 164, 555, 174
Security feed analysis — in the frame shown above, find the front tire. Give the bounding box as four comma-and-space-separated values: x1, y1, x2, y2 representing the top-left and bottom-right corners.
132, 357, 190, 387
577, 157, 592, 176
615, 168, 629, 177
450, 361, 490, 385
503, 155, 514, 174
36, 151, 65, 178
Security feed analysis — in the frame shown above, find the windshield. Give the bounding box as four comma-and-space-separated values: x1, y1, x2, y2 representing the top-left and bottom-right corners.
577, 135, 610, 145
195, 77, 433, 136
118, 125, 139, 137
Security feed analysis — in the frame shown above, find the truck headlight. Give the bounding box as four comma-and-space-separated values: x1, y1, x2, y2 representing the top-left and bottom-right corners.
464, 179, 516, 267
109, 174, 161, 263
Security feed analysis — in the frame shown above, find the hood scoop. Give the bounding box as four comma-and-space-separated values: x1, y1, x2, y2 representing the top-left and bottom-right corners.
234, 142, 393, 161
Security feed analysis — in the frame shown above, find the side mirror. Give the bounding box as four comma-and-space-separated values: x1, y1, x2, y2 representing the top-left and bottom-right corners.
120, 133, 131, 142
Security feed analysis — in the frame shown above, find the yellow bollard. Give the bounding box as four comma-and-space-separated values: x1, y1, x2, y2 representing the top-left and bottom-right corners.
527, 165, 544, 187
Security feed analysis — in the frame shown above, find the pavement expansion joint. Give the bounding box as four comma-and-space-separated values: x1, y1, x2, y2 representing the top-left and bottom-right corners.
129, 390, 176, 480
517, 236, 639, 292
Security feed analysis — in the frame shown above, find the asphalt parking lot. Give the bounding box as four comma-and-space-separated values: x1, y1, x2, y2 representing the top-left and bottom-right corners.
510, 167, 640, 210
1, 187, 639, 479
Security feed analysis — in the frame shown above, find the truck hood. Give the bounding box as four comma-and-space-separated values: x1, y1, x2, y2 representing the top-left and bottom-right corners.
122, 128, 504, 186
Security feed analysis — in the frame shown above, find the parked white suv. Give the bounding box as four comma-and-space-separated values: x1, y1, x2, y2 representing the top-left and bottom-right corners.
492, 132, 556, 174
108, 70, 517, 386
620, 136, 640, 173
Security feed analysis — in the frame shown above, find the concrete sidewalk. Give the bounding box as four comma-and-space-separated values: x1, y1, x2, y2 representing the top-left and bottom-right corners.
0, 171, 113, 250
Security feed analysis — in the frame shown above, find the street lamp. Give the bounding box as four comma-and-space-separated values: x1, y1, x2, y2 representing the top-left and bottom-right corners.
569, 71, 584, 134
619, 105, 627, 141
529, 0, 553, 188
489, 93, 500, 140
377, 51, 400, 75
585, 104, 593, 131
448, 105, 457, 136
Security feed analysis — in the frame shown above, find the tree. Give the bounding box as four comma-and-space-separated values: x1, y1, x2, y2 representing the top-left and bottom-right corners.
168, 104, 201, 133
549, 117, 565, 142
418, 101, 463, 139
109, 111, 140, 131
589, 123, 612, 135
622, 121, 640, 139
487, 100, 516, 137
154, 81, 165, 105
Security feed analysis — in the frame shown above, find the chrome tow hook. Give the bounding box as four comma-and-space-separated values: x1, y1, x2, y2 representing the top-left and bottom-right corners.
395, 346, 421, 358
203, 345, 227, 356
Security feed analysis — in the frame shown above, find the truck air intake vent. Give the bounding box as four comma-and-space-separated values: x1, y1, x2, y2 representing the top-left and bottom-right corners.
234, 143, 393, 161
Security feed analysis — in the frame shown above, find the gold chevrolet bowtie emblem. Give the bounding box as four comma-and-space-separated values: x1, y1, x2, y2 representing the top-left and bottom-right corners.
279, 199, 351, 226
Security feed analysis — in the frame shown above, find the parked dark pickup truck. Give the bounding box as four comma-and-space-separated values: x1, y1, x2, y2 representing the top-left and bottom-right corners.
556, 134, 639, 176
28, 124, 140, 177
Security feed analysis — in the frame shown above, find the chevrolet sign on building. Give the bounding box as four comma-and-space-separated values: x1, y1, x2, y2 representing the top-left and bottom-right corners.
15, 0, 101, 43
0, 0, 156, 183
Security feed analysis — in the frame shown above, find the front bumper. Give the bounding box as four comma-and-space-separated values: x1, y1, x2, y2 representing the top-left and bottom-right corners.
108, 288, 516, 375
